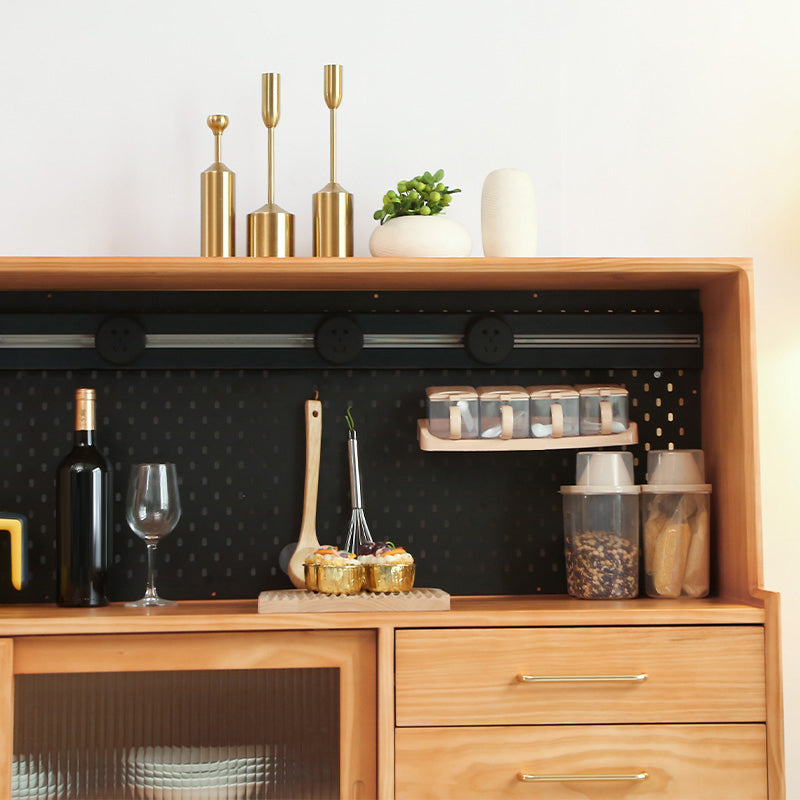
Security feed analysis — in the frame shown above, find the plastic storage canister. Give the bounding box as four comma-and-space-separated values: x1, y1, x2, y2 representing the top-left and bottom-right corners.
560, 451, 641, 599
640, 449, 712, 598
577, 385, 629, 435
477, 386, 529, 439
527, 385, 579, 438
426, 386, 479, 440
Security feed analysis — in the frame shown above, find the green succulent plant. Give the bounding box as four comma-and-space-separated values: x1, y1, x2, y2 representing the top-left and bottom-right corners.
373, 169, 461, 225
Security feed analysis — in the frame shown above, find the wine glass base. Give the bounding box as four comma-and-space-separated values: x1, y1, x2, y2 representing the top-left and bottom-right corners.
125, 596, 177, 608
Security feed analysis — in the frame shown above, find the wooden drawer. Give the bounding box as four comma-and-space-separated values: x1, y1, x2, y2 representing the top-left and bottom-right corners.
395, 724, 767, 799
395, 626, 765, 725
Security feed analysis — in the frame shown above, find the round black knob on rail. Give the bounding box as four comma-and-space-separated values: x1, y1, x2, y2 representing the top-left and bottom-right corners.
464, 315, 515, 365
95, 316, 147, 365
314, 316, 364, 365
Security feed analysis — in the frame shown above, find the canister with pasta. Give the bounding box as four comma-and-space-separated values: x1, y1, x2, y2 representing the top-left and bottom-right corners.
640, 449, 712, 598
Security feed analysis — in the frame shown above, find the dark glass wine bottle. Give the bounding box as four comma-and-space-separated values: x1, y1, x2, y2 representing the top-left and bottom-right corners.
56, 387, 112, 606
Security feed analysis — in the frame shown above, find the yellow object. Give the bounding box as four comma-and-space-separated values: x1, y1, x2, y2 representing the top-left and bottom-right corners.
201, 114, 235, 257
313, 65, 353, 257
363, 563, 415, 593
248, 73, 294, 257
1, 516, 26, 590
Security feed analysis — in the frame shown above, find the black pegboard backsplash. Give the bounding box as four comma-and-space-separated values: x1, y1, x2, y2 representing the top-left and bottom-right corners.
0, 290, 702, 603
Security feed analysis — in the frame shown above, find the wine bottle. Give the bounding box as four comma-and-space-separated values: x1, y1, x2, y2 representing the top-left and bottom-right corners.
56, 388, 112, 606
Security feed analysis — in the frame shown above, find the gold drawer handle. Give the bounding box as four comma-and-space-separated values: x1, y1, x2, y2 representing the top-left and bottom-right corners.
519, 771, 649, 783
518, 673, 647, 683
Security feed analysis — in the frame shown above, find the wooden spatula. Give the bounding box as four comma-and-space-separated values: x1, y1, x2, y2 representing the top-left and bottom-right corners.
287, 396, 322, 588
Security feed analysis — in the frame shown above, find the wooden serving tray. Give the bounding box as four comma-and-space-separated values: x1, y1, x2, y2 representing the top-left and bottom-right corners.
257, 588, 450, 613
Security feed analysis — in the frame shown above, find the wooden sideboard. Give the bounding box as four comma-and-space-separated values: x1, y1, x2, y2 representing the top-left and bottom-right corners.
0, 257, 784, 799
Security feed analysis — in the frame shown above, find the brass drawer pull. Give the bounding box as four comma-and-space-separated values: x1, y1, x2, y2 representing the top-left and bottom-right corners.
518, 673, 647, 683
519, 771, 649, 783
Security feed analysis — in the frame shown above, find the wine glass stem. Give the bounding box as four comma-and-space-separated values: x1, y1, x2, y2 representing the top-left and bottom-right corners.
145, 541, 159, 599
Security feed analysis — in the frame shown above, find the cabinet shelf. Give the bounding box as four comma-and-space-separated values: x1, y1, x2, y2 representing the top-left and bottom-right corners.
417, 419, 638, 452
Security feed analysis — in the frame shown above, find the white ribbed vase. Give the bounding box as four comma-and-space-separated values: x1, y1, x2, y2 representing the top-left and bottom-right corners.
369, 215, 472, 257
481, 168, 537, 256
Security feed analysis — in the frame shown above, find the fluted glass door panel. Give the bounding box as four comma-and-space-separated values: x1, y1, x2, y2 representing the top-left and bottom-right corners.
13, 668, 339, 799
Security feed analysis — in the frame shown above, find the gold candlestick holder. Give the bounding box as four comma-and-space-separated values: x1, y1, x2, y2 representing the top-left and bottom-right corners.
313, 64, 353, 257
201, 115, 235, 257
248, 73, 294, 257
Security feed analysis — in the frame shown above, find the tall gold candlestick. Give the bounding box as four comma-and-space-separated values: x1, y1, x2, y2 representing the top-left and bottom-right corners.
313, 64, 353, 257
201, 115, 235, 257
248, 73, 294, 257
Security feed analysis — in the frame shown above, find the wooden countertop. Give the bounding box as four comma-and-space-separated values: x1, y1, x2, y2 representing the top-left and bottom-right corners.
0, 596, 765, 636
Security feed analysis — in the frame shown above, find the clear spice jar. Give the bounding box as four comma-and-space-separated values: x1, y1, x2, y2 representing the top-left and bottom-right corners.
561, 451, 641, 599
577, 385, 629, 435
426, 386, 479, 440
477, 386, 529, 439
527, 385, 579, 438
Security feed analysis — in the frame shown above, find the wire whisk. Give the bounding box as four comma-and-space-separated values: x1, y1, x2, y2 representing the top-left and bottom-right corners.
345, 407, 373, 554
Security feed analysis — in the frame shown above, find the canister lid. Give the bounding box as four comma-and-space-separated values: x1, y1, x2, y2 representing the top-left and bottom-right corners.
576, 384, 628, 397
561, 450, 640, 494
526, 385, 579, 399
646, 449, 705, 484
426, 386, 477, 401
641, 484, 712, 494
477, 385, 528, 400
561, 484, 641, 495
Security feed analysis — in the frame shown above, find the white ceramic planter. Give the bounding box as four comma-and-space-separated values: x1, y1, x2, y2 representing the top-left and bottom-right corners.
481, 168, 537, 257
369, 215, 472, 257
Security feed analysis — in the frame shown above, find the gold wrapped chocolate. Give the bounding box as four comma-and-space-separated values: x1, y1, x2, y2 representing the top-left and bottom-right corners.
316, 563, 365, 595
364, 563, 416, 593
303, 563, 319, 592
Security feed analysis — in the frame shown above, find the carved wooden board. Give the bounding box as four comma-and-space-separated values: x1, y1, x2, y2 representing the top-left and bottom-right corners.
257, 588, 450, 613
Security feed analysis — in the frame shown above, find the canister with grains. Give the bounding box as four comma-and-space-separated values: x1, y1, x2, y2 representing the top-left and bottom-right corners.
561, 451, 641, 599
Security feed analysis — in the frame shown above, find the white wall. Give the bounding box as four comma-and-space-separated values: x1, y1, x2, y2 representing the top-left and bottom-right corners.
2, 0, 798, 789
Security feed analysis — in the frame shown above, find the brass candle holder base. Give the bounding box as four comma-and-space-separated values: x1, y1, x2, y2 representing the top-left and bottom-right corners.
312, 65, 353, 257
201, 115, 235, 257
313, 182, 353, 257
247, 204, 295, 257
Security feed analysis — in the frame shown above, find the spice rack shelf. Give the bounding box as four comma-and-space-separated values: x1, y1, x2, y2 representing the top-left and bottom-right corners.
417, 419, 638, 451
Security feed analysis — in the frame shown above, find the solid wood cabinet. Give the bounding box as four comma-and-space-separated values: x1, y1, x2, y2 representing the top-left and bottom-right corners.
0, 257, 785, 799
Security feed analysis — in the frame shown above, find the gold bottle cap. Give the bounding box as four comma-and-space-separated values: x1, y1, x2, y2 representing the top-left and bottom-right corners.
75, 388, 96, 431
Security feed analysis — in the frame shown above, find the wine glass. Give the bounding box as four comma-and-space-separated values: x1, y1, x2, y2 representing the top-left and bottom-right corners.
125, 463, 181, 607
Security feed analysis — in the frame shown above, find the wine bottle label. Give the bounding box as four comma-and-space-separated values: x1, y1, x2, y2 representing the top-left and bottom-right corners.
74, 387, 96, 431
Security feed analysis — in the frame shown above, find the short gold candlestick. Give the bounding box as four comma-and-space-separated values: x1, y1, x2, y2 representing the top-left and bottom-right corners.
201, 114, 235, 257
248, 73, 294, 257
313, 64, 353, 257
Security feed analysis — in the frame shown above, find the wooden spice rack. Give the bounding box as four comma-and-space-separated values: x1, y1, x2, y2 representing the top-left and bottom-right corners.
417, 419, 638, 451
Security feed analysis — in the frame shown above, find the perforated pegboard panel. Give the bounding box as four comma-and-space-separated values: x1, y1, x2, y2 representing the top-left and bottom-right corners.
0, 290, 702, 602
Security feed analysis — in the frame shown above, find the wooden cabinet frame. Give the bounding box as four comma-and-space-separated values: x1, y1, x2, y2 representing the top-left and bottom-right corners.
0, 257, 784, 798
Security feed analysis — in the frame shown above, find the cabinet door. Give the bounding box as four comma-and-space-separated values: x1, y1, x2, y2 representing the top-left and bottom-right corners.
395, 724, 768, 800
11, 630, 375, 800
